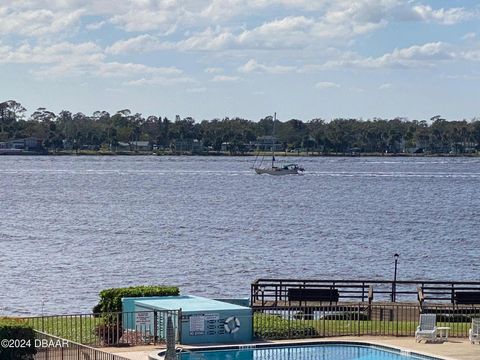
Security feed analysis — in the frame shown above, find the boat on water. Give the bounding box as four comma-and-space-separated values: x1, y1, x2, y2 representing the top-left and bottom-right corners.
254, 162, 304, 175
253, 113, 304, 175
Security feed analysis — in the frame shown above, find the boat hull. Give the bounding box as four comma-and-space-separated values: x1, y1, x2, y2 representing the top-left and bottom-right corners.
254, 167, 300, 175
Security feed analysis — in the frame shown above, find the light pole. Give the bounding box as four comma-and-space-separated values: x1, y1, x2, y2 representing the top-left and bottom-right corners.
393, 253, 399, 302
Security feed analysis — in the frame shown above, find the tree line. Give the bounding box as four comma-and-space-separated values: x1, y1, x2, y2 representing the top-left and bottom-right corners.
1, 100, 480, 154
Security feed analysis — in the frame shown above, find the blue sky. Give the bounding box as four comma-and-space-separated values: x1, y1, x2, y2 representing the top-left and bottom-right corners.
1, 0, 479, 122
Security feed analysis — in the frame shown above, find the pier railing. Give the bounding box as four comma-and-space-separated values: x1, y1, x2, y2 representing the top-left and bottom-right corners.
251, 278, 480, 306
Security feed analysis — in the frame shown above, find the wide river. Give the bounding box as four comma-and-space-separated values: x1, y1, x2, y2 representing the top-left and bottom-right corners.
0, 155, 479, 315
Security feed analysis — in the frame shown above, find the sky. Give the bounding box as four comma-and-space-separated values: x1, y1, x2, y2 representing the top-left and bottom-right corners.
1, 0, 479, 122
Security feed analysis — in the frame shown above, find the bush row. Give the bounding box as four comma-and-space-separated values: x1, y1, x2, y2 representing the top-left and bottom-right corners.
0, 318, 36, 359
93, 285, 180, 314
254, 313, 318, 339
92, 285, 180, 345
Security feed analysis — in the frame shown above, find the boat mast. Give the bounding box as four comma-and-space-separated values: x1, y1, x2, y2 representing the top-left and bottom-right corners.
272, 112, 276, 168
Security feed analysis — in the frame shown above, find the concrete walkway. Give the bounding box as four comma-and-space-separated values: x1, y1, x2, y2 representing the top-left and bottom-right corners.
105, 338, 480, 360
104, 345, 163, 360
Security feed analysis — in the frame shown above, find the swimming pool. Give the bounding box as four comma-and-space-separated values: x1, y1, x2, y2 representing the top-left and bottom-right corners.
177, 344, 442, 360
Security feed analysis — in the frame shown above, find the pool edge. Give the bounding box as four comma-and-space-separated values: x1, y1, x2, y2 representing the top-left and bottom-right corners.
149, 339, 456, 360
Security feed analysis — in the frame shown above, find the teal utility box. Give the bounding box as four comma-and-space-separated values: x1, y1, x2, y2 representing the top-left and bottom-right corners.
122, 295, 252, 345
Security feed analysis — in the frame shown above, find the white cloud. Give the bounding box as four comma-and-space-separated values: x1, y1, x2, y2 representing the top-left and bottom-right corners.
86, 21, 107, 31
462, 32, 477, 40
0, 41, 103, 65
0, 7, 84, 37
172, 11, 387, 52
0, 40, 186, 84
95, 62, 183, 78
238, 59, 297, 74
199, 0, 327, 22
177, 27, 235, 51
211, 75, 239, 82
409, 5, 474, 25
109, 9, 175, 33
315, 81, 340, 89
177, 1, 475, 53
204, 67, 223, 73
0, 1, 475, 41
106, 34, 168, 54
313, 42, 455, 70
364, 42, 454, 67
460, 50, 480, 62
440, 73, 480, 80
379, 83, 392, 89
123, 76, 194, 86
237, 16, 316, 49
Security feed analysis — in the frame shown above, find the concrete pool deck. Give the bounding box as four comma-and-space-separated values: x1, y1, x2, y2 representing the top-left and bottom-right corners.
104, 345, 163, 360
105, 337, 480, 360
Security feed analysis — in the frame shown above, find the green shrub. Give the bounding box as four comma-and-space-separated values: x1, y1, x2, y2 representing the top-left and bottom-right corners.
254, 313, 318, 339
0, 318, 36, 360
93, 285, 180, 314
436, 314, 472, 323
92, 285, 179, 345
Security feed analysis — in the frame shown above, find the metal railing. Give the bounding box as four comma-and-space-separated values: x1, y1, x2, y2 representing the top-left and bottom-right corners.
253, 303, 480, 339
21, 310, 179, 347
16, 303, 479, 348
251, 278, 480, 305
34, 331, 130, 360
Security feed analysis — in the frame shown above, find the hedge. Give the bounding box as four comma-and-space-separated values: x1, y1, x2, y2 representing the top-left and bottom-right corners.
91, 285, 180, 345
254, 313, 318, 339
0, 318, 36, 360
93, 285, 180, 314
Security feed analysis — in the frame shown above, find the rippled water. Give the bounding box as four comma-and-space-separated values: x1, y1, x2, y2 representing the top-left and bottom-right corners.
179, 344, 427, 360
0, 155, 479, 315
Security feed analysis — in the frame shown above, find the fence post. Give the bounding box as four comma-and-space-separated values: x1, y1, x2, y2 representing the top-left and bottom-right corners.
116, 312, 120, 346
251, 310, 254, 341
322, 307, 325, 337
153, 311, 158, 345
80, 314, 83, 344
357, 304, 360, 336
395, 305, 399, 337
178, 308, 182, 344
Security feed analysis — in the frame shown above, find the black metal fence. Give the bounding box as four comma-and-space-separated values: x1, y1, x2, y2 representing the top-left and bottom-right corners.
22, 310, 179, 347
34, 331, 130, 360
253, 303, 480, 339
17, 303, 479, 350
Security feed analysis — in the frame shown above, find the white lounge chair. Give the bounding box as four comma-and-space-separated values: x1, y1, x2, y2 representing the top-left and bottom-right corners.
469, 318, 480, 344
415, 314, 437, 343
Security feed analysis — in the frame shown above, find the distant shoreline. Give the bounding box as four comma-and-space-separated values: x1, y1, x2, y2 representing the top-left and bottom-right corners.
1, 150, 479, 157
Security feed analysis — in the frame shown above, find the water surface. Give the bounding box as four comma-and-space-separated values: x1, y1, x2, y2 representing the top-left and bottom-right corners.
0, 156, 479, 315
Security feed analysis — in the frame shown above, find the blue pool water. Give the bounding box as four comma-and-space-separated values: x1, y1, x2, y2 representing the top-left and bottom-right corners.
177, 344, 438, 360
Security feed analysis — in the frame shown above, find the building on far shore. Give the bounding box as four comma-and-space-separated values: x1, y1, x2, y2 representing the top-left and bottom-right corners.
114, 141, 153, 152
6, 137, 44, 151
251, 136, 283, 151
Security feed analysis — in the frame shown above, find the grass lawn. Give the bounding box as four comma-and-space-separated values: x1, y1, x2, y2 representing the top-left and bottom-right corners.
254, 313, 471, 339
23, 315, 103, 345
